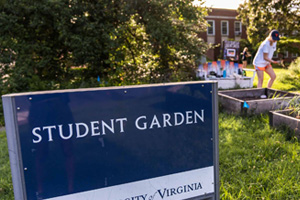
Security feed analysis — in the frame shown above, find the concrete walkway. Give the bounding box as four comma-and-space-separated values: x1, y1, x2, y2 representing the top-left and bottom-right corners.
0, 126, 5, 132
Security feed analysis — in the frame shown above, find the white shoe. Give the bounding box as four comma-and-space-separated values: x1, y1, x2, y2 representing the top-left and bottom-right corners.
260, 95, 267, 99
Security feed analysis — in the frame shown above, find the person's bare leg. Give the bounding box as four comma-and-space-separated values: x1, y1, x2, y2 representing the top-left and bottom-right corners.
243, 60, 247, 68
256, 70, 264, 88
265, 67, 276, 88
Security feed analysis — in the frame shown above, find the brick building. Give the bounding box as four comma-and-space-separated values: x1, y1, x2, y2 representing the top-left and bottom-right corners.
200, 8, 299, 63
200, 8, 247, 61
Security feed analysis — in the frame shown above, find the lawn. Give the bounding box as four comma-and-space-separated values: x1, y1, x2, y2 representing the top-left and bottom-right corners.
1, 67, 300, 199
247, 65, 297, 92
219, 113, 300, 199
0, 130, 14, 200
219, 65, 300, 199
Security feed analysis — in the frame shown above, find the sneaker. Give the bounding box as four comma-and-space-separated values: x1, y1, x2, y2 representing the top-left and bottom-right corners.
260, 95, 267, 99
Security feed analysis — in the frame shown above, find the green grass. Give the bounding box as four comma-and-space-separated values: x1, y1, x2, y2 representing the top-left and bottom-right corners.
0, 130, 14, 200
246, 65, 296, 91
219, 113, 300, 200
218, 68, 300, 199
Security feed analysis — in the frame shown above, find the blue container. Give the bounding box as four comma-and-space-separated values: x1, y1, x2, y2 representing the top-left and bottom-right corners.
223, 69, 227, 78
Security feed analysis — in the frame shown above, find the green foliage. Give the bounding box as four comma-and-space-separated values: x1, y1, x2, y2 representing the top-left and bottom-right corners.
286, 96, 300, 118
277, 37, 300, 56
0, 0, 209, 125
0, 0, 209, 95
278, 57, 300, 90
238, 0, 300, 48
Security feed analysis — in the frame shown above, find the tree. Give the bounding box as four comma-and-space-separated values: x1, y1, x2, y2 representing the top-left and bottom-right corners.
0, 0, 74, 92
238, 0, 300, 51
0, 0, 209, 94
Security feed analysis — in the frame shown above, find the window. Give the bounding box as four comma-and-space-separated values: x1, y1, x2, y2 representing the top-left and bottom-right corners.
292, 53, 299, 58
221, 21, 229, 35
207, 20, 215, 35
234, 21, 242, 36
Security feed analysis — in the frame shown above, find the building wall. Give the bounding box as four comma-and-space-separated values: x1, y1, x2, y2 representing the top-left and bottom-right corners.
200, 8, 247, 61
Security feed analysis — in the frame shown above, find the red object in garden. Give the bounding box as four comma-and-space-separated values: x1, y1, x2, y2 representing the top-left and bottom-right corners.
212, 61, 218, 70
221, 60, 226, 69
203, 63, 208, 72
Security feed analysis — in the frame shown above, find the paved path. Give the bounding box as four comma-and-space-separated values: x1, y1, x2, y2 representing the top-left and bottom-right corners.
0, 127, 5, 132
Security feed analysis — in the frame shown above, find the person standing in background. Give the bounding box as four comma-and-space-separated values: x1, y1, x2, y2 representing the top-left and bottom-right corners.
253, 30, 280, 89
242, 47, 251, 68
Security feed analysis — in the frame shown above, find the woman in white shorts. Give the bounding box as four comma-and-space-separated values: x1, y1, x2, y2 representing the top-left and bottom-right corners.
253, 30, 280, 88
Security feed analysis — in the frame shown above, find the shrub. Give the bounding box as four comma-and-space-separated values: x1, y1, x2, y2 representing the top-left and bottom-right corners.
278, 57, 300, 90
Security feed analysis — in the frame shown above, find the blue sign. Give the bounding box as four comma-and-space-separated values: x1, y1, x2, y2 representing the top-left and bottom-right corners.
3, 82, 219, 200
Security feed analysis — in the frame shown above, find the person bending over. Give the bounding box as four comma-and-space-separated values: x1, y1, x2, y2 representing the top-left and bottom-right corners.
253, 30, 280, 88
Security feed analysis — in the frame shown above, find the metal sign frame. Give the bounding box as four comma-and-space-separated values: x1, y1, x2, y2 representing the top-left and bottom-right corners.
3, 81, 219, 200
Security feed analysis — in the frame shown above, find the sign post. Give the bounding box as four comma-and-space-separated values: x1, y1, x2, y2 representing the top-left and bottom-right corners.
3, 81, 219, 200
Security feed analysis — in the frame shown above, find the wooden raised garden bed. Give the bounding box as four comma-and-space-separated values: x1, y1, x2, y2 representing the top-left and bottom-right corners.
219, 88, 298, 114
269, 109, 300, 136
